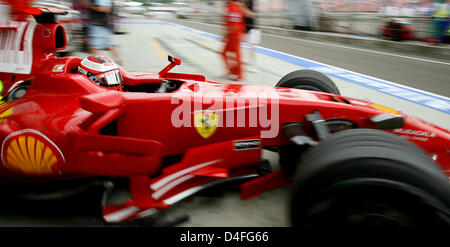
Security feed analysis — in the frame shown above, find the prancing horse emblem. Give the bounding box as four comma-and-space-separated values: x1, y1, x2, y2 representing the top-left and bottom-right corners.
194, 112, 218, 139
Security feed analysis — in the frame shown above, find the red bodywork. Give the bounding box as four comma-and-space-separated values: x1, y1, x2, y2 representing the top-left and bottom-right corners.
0, 7, 449, 223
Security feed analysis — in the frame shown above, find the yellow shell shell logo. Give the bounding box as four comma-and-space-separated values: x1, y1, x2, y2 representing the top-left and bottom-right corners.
1, 130, 64, 174
0, 79, 3, 101
0, 80, 12, 121
0, 102, 13, 121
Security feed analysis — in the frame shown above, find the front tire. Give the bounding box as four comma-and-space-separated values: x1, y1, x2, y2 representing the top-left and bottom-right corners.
290, 129, 450, 227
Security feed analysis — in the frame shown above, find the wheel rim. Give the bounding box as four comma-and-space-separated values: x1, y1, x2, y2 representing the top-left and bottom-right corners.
305, 198, 416, 227
300, 188, 421, 227
8, 86, 28, 101
14, 88, 27, 99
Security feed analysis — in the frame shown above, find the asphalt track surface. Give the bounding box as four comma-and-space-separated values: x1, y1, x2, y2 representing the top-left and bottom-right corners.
0, 17, 448, 227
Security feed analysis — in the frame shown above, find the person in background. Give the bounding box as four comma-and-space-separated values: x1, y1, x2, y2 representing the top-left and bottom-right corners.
398, 1, 416, 18
78, 0, 122, 65
243, 0, 260, 73
415, 0, 434, 16
0, 1, 11, 21
5, 0, 29, 21
430, 0, 449, 44
379, 0, 399, 21
396, 0, 415, 29
73, 0, 91, 52
221, 0, 253, 81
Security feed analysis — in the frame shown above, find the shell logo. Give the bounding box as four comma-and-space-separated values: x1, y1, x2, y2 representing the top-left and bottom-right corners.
0, 80, 11, 121
1, 129, 65, 174
0, 102, 13, 121
0, 79, 3, 100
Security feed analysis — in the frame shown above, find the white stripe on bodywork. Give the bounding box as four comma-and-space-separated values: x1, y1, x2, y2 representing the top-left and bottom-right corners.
163, 186, 205, 205
103, 206, 140, 223
136, 208, 158, 219
163, 174, 259, 205
7, 80, 24, 93
150, 159, 221, 191
152, 174, 195, 200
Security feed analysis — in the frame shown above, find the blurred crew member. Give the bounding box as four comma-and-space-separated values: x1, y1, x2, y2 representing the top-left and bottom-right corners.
431, 1, 449, 44
243, 0, 259, 73
79, 0, 122, 65
73, 0, 91, 52
222, 0, 252, 81
5, 0, 30, 21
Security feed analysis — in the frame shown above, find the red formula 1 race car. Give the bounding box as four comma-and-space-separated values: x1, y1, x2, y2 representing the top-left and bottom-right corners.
0, 8, 449, 227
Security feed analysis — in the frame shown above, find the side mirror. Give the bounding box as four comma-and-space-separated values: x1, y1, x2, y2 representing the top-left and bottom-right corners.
159, 55, 181, 77
168, 55, 181, 65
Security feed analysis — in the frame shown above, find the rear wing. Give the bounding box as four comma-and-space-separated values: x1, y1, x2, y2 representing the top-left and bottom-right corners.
0, 8, 67, 74
24, 7, 68, 24
0, 21, 35, 74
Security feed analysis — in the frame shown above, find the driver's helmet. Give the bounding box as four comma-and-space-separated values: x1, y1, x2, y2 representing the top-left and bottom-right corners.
78, 56, 123, 90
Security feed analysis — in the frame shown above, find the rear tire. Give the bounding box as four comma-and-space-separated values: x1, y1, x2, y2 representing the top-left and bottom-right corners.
290, 129, 450, 227
276, 69, 340, 95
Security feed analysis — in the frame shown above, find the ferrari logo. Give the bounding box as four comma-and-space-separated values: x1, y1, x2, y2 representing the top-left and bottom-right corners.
52, 64, 65, 72
194, 112, 218, 139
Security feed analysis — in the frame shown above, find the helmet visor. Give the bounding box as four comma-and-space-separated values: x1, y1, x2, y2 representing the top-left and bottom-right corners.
97, 70, 123, 86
